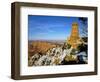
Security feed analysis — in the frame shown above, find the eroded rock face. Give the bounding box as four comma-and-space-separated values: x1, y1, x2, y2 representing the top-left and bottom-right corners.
28, 41, 56, 57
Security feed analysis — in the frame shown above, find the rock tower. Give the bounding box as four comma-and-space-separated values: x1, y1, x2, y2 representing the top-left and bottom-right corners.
67, 22, 82, 49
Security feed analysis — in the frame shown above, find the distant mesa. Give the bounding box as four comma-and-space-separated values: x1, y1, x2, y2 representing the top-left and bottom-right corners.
28, 41, 56, 56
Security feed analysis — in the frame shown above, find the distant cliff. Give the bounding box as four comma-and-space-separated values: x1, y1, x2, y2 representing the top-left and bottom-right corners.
28, 41, 56, 56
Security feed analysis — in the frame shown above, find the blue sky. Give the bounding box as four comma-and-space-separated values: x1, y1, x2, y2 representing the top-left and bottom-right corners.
28, 15, 87, 40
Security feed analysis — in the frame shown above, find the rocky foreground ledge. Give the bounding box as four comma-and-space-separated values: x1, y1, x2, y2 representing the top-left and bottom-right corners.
28, 41, 87, 66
